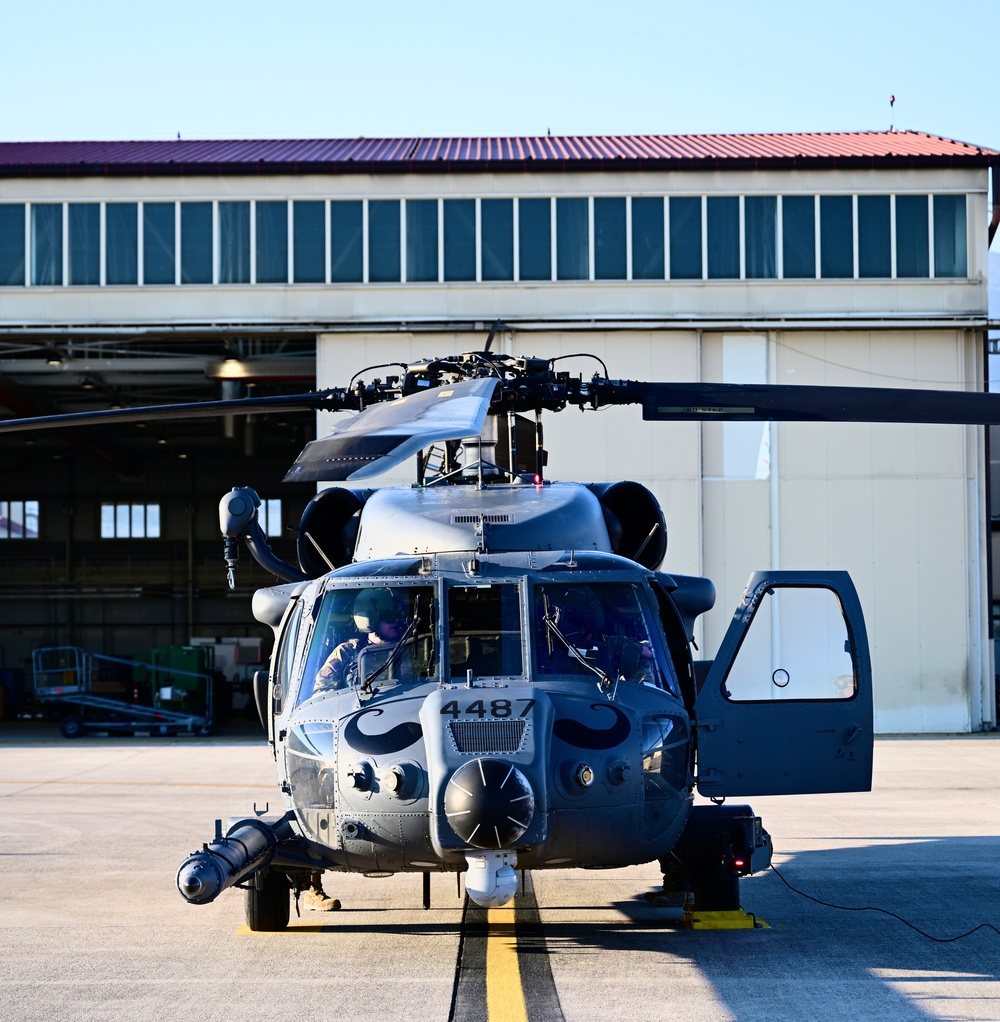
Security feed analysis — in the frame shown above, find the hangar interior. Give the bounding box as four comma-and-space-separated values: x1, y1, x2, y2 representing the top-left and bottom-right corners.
0, 132, 996, 732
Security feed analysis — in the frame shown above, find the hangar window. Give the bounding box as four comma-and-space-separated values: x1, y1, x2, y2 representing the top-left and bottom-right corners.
0, 501, 39, 539
219, 201, 250, 284
31, 203, 63, 286
0, 204, 25, 286
669, 196, 702, 279
181, 202, 213, 285
781, 195, 815, 278
594, 197, 626, 280
368, 199, 401, 282
406, 199, 439, 282
820, 196, 853, 278
143, 202, 175, 285
933, 195, 967, 278
331, 200, 363, 283
443, 199, 475, 281
556, 197, 588, 280
293, 201, 325, 283
895, 195, 929, 277
481, 199, 513, 281
68, 204, 100, 285
631, 196, 664, 279
100, 503, 161, 539
707, 196, 739, 279
256, 200, 288, 284
105, 204, 137, 285
518, 198, 551, 281
858, 195, 891, 278
257, 498, 283, 537
744, 196, 776, 279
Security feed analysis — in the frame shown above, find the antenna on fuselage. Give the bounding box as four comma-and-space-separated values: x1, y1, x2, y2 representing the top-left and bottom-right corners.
534, 408, 545, 483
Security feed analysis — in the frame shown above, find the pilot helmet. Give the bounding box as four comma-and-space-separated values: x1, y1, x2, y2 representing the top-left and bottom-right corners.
555, 586, 604, 640
353, 588, 403, 633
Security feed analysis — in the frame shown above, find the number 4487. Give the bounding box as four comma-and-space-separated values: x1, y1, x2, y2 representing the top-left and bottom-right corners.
440, 698, 535, 719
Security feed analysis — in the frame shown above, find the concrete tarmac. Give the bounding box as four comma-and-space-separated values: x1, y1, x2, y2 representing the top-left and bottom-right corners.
1, 724, 997, 1022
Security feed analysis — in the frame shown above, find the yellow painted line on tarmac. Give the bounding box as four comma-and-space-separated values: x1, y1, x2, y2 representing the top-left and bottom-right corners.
486, 902, 529, 1022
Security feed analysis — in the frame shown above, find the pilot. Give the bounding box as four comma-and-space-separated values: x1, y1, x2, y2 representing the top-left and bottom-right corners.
299, 872, 341, 912
542, 586, 653, 681
315, 588, 409, 692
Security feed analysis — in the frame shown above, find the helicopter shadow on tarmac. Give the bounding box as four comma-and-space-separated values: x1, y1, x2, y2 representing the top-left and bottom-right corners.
527, 838, 999, 1022
264, 840, 999, 1019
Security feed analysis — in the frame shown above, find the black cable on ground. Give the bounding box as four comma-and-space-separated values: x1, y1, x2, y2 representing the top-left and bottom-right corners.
769, 864, 1000, 943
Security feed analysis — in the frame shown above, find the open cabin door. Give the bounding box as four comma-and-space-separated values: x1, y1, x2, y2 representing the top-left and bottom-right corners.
694, 571, 873, 797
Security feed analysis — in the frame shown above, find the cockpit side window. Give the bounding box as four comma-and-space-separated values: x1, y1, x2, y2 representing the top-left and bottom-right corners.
448, 584, 523, 678
297, 584, 437, 704
273, 600, 304, 715
533, 581, 678, 692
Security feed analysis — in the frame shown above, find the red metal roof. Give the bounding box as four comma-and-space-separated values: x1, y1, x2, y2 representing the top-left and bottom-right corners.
0, 131, 995, 177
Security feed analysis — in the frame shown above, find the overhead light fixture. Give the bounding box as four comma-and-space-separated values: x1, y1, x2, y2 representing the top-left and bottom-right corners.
45, 347, 63, 366
81, 377, 96, 391
156, 437, 168, 446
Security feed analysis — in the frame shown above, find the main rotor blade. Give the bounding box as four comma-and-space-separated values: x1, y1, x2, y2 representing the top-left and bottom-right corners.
635, 382, 1000, 425
284, 377, 499, 482
0, 391, 342, 434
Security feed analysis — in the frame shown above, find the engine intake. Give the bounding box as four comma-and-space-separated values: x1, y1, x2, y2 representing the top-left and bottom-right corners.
588, 481, 667, 569
296, 487, 372, 576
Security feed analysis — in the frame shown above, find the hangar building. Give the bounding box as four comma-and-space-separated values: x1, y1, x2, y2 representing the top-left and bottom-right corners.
0, 132, 997, 732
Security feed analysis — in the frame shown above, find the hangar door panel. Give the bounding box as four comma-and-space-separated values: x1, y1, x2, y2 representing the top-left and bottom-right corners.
695, 571, 873, 797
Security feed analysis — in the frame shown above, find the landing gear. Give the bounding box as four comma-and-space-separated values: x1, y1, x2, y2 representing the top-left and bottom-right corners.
657, 805, 772, 928
244, 868, 290, 931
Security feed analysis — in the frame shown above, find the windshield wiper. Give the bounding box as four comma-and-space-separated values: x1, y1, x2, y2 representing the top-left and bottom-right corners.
542, 595, 611, 690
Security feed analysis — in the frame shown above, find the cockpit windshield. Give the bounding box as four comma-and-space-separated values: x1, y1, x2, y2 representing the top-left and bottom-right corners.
448, 583, 523, 679
533, 581, 676, 691
296, 584, 437, 705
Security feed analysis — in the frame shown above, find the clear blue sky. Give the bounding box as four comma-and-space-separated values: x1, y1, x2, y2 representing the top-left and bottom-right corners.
1, 0, 996, 146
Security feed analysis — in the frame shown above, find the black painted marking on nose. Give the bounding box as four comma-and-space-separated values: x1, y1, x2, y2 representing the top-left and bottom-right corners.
342, 708, 422, 755
552, 703, 631, 751
448, 872, 565, 1022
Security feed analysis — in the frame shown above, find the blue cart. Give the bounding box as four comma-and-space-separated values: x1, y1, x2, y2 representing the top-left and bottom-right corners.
32, 646, 213, 737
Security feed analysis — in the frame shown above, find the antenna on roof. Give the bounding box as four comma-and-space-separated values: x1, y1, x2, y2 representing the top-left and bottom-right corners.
889, 95, 895, 132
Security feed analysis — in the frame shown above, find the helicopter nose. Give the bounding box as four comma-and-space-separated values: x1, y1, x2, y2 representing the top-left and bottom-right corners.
444, 758, 535, 849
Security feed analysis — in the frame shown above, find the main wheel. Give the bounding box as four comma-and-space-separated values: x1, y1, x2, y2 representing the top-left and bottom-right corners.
60, 716, 85, 739
244, 869, 290, 931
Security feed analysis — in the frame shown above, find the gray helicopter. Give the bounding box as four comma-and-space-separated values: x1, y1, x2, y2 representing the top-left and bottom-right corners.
177, 341, 893, 930
5, 332, 998, 929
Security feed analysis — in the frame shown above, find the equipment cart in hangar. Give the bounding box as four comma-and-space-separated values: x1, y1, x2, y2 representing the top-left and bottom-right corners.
31, 646, 214, 737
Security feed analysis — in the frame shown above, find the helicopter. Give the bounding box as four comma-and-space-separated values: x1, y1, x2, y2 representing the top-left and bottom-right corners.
4, 324, 1000, 930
